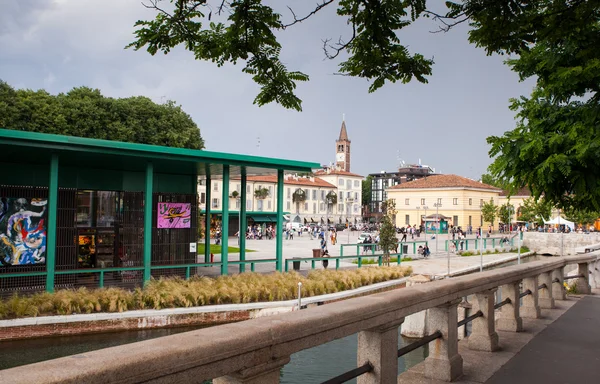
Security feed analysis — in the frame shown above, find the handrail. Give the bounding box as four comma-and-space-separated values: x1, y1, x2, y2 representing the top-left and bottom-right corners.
320, 362, 373, 384
397, 331, 443, 357
457, 310, 483, 328
1, 254, 596, 384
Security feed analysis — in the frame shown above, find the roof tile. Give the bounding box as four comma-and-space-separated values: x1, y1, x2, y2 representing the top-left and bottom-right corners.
388, 174, 500, 191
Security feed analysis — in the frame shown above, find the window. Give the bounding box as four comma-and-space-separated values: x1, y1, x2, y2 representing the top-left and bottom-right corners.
338, 204, 344, 212
354, 180, 360, 187
236, 184, 240, 193
421, 198, 425, 205
405, 215, 410, 225
213, 182, 218, 191
199, 179, 205, 186
287, 201, 291, 210
268, 201, 271, 210
246, 200, 252, 210
212, 198, 219, 208
480, 199, 484, 207
236, 199, 240, 209
304, 202, 309, 211
469, 216, 472, 226
313, 203, 316, 214
339, 178, 344, 186
469, 198, 472, 206
268, 186, 273, 196
304, 189, 309, 199
346, 180, 351, 189
200, 192, 206, 204
453, 215, 458, 226
257, 200, 264, 211
320, 203, 325, 211
347, 191, 351, 199
354, 192, 358, 200
321, 190, 325, 200
437, 198, 442, 204
247, 185, 250, 193
453, 198, 458, 205
287, 188, 291, 198
312, 190, 317, 200
405, 198, 410, 205
354, 205, 359, 213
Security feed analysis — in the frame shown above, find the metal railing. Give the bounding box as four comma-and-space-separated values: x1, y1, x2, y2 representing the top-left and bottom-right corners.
339, 240, 428, 257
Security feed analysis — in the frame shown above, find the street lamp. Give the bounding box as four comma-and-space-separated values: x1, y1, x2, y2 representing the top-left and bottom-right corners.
423, 205, 428, 242
434, 202, 442, 255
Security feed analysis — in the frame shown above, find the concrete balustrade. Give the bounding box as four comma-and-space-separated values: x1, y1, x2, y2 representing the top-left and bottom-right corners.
576, 262, 592, 294
538, 272, 555, 309
0, 255, 597, 384
552, 267, 566, 300
468, 289, 499, 352
521, 275, 542, 319
357, 318, 405, 384
496, 281, 523, 332
425, 299, 463, 381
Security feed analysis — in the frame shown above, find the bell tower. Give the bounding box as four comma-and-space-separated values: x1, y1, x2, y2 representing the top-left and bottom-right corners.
335, 116, 351, 172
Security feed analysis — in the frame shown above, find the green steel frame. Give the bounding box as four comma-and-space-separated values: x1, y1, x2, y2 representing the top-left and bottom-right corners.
0, 128, 319, 293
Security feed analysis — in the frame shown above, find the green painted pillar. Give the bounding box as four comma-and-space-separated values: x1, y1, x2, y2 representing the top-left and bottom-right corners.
221, 165, 230, 275
239, 169, 247, 273
45, 154, 59, 293
276, 169, 284, 272
143, 162, 154, 284
204, 173, 211, 263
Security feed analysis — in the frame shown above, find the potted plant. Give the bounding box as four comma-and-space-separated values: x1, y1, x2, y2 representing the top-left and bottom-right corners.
254, 187, 270, 200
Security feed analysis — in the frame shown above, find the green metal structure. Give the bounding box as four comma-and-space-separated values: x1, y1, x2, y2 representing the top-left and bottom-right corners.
0, 128, 318, 295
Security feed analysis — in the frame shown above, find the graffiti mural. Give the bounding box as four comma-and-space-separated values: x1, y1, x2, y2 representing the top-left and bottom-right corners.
157, 202, 191, 228
0, 197, 47, 266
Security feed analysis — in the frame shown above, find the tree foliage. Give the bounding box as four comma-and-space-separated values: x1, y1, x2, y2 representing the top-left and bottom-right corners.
481, 199, 498, 227
498, 203, 515, 225
378, 199, 398, 266
361, 175, 372, 207
0, 80, 204, 149
563, 206, 599, 227
517, 197, 552, 225
486, 1, 600, 211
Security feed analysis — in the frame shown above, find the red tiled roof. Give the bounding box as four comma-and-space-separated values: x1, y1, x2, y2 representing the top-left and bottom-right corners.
314, 170, 363, 178
499, 187, 531, 197
238, 175, 336, 188
388, 174, 500, 191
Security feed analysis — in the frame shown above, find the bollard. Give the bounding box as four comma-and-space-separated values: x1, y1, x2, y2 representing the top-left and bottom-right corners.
297, 282, 302, 310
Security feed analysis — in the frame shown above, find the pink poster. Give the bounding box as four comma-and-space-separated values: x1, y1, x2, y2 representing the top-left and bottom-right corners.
157, 203, 191, 228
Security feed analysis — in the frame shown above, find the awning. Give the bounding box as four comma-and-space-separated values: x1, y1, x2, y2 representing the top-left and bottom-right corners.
249, 216, 274, 223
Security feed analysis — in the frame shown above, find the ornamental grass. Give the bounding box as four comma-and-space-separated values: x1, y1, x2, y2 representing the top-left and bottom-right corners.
0, 266, 412, 319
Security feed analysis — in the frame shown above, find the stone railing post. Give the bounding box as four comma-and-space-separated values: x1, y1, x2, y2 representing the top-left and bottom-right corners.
576, 262, 592, 294
521, 275, 541, 319
538, 272, 555, 309
468, 289, 499, 351
424, 299, 463, 382
213, 357, 290, 384
357, 318, 405, 384
551, 267, 566, 300
496, 281, 523, 332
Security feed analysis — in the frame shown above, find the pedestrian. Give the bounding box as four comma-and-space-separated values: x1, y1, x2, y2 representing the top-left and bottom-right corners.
400, 227, 407, 243
322, 250, 330, 269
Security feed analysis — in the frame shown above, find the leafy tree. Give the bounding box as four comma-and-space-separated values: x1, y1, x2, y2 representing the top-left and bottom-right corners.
361, 175, 372, 207
481, 173, 509, 190
254, 187, 269, 199
481, 199, 498, 228
486, 1, 600, 211
0, 80, 204, 149
563, 207, 599, 228
378, 199, 398, 266
498, 203, 515, 225
518, 197, 553, 226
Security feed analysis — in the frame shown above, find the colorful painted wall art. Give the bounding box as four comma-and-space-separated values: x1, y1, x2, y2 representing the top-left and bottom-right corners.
0, 197, 48, 266
157, 202, 191, 228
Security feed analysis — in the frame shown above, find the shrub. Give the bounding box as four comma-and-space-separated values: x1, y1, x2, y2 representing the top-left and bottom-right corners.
0, 266, 412, 319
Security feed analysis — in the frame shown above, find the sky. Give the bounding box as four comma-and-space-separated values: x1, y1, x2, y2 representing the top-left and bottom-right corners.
0, 0, 536, 179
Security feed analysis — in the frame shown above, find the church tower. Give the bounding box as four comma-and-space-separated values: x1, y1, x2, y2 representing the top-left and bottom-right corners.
335, 117, 351, 172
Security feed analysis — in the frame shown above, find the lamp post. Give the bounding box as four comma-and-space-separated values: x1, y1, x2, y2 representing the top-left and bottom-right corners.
434, 202, 442, 256
416, 206, 420, 235
423, 205, 428, 242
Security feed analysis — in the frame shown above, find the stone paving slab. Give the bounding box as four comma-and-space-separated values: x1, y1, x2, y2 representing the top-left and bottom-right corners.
397, 297, 581, 384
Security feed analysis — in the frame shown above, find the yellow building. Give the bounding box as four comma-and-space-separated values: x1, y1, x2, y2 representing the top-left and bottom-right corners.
386, 174, 502, 230
498, 187, 532, 225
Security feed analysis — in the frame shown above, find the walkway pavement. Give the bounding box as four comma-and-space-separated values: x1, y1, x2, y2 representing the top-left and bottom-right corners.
397, 291, 600, 383
200, 230, 529, 276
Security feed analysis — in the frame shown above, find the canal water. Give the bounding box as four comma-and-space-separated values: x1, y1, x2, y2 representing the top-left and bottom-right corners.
0, 326, 427, 383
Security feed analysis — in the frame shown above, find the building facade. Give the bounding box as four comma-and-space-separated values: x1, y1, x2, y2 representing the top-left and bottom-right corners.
335, 120, 351, 172
386, 174, 502, 230
367, 164, 435, 221
314, 169, 363, 225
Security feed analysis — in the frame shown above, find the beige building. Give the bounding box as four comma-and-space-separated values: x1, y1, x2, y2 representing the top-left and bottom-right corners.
386, 174, 502, 230
498, 187, 532, 224
314, 169, 363, 225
